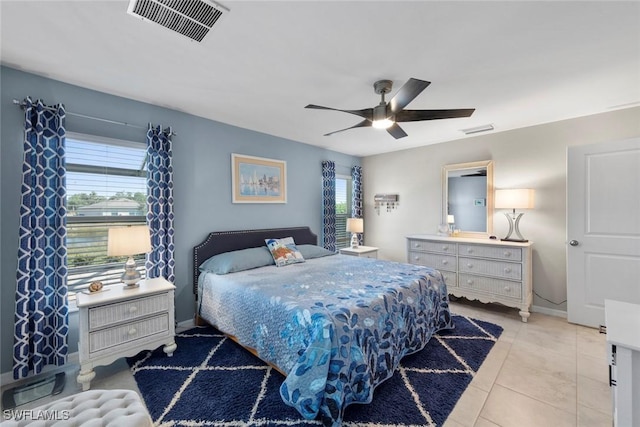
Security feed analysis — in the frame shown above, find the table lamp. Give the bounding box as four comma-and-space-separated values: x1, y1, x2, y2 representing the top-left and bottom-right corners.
346, 218, 364, 248
107, 225, 152, 288
495, 189, 535, 242
447, 214, 455, 235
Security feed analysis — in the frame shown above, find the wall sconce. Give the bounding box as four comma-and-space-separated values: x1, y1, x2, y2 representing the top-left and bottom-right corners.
107, 225, 152, 288
346, 218, 364, 248
495, 189, 535, 242
374, 194, 399, 213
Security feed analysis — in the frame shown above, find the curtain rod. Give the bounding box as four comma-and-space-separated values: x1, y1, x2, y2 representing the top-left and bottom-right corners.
12, 99, 176, 135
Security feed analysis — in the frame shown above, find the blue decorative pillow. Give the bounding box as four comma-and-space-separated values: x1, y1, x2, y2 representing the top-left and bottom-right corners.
297, 244, 336, 259
199, 246, 275, 274
265, 237, 305, 267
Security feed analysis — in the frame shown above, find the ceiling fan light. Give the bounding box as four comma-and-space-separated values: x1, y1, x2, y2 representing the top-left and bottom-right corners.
372, 118, 394, 129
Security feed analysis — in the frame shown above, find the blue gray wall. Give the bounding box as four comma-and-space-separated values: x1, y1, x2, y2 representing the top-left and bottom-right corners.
0, 66, 359, 375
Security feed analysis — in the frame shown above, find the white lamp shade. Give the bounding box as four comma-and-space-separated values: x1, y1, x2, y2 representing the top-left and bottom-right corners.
495, 189, 535, 209
107, 225, 152, 257
346, 218, 364, 233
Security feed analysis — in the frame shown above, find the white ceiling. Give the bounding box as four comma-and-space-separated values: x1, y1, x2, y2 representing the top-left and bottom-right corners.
2, 1, 639, 157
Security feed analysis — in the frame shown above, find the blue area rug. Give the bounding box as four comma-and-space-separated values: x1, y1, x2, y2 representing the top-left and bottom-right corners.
128, 315, 502, 426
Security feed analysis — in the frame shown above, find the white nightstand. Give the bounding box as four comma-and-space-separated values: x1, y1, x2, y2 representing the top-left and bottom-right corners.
339, 246, 379, 259
76, 277, 177, 390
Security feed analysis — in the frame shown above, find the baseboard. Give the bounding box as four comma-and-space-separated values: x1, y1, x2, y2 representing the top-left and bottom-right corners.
531, 304, 567, 318
177, 318, 195, 330
3, 321, 197, 387
1, 352, 79, 389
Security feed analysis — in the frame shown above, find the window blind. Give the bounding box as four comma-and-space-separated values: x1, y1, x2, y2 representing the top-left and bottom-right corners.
66, 134, 147, 296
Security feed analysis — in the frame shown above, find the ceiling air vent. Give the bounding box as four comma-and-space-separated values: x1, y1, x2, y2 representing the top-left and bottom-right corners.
127, 0, 229, 42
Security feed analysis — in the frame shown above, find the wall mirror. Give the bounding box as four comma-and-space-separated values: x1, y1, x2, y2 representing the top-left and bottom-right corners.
442, 160, 494, 237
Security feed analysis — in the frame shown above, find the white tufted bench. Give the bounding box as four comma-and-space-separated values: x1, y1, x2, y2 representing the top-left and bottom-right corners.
1, 389, 152, 427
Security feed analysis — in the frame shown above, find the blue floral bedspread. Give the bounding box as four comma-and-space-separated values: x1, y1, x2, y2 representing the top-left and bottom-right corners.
198, 254, 454, 426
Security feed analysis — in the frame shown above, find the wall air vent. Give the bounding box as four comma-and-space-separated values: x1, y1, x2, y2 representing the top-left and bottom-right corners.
127, 0, 229, 43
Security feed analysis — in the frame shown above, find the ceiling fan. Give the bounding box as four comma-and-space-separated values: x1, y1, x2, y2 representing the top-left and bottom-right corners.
305, 78, 475, 139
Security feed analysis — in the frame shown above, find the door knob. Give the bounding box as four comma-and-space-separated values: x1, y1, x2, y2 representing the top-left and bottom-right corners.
569, 240, 579, 247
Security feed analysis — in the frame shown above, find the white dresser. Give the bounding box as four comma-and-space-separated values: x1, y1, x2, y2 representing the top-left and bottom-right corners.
406, 234, 533, 322
76, 277, 177, 390
605, 299, 640, 427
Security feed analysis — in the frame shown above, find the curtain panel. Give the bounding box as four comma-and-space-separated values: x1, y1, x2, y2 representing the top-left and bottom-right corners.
322, 161, 337, 251
14, 98, 69, 379
146, 125, 175, 282
351, 166, 363, 245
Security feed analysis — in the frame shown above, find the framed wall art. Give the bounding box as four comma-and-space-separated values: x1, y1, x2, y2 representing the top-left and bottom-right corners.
231, 153, 287, 203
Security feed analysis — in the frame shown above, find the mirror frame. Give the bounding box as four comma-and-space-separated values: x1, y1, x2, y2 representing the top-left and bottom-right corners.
442, 160, 494, 238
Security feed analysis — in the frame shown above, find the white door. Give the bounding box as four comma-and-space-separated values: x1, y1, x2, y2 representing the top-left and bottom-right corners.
567, 138, 640, 328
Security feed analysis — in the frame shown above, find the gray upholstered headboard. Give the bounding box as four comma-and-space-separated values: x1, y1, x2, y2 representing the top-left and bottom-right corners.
193, 226, 318, 295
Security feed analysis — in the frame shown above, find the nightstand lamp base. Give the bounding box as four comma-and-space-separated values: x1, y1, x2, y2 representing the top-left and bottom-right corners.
121, 257, 142, 289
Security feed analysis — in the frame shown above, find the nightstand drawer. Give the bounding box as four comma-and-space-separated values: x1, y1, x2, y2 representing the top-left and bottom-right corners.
459, 257, 522, 280
459, 274, 522, 299
89, 293, 169, 330
409, 251, 457, 272
408, 239, 455, 254
458, 244, 522, 261
89, 313, 169, 354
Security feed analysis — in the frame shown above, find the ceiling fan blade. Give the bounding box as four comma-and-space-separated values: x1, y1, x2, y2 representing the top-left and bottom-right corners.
386, 123, 408, 139
395, 109, 475, 122
324, 119, 372, 137
388, 78, 431, 113
305, 104, 373, 120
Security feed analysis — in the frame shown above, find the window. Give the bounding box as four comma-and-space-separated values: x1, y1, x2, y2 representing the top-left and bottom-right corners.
335, 176, 352, 249
66, 133, 147, 297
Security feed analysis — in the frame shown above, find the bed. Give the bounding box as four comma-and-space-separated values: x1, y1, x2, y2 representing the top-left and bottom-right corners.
193, 226, 454, 426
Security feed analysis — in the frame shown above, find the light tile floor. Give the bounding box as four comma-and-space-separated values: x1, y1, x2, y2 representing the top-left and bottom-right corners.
2, 299, 612, 427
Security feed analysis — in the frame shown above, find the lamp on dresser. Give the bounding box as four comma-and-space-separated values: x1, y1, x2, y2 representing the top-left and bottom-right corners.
346, 218, 364, 249
107, 225, 152, 288
495, 189, 535, 242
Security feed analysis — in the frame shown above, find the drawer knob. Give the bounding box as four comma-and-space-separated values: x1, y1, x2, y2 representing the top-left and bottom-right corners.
128, 328, 137, 336
414, 256, 420, 261
414, 243, 421, 248
467, 263, 473, 268
467, 248, 473, 253
129, 306, 138, 313
441, 260, 448, 265
504, 267, 512, 274
504, 286, 511, 292
467, 279, 474, 285
442, 245, 449, 251
504, 251, 512, 257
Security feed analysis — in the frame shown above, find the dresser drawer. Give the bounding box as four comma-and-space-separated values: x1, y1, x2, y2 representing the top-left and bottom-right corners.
89, 313, 169, 354
440, 271, 457, 288
408, 251, 457, 272
408, 239, 455, 254
459, 257, 522, 280
89, 293, 169, 330
458, 244, 522, 261
459, 274, 522, 299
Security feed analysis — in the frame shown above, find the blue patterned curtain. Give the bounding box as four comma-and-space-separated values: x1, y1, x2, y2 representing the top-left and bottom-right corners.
351, 165, 364, 245
322, 161, 336, 251
14, 98, 69, 379
146, 125, 175, 282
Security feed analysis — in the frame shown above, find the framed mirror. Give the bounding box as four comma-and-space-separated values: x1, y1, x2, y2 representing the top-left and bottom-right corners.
442, 160, 494, 238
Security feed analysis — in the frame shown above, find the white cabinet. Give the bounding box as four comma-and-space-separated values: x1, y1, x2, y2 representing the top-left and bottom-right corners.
407, 235, 532, 322
76, 277, 177, 390
339, 246, 378, 259
605, 299, 640, 427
